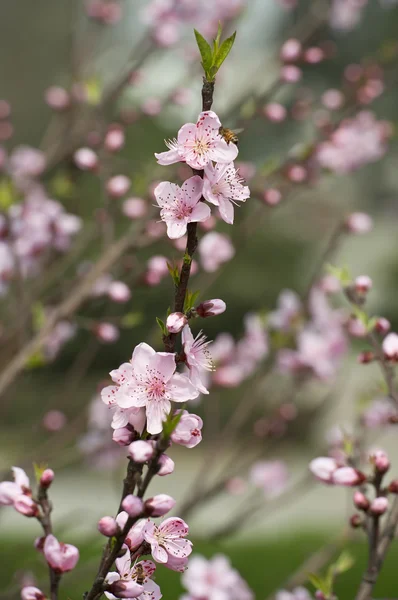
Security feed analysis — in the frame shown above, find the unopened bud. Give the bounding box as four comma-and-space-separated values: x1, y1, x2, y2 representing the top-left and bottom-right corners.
128, 440, 154, 463
106, 175, 131, 198
40, 469, 55, 488
388, 480, 398, 494
112, 426, 136, 447
166, 312, 188, 333
14, 495, 39, 517
374, 451, 390, 474
358, 351, 375, 364
157, 454, 175, 476
354, 490, 370, 511
98, 516, 119, 537
350, 513, 363, 528
354, 275, 372, 294
21, 587, 46, 600
370, 496, 388, 515
315, 592, 326, 600
382, 333, 398, 361
280, 38, 302, 62
196, 299, 226, 318
375, 317, 391, 335
121, 495, 144, 517
73, 147, 98, 171
104, 127, 125, 152
144, 494, 176, 517
345, 212, 373, 234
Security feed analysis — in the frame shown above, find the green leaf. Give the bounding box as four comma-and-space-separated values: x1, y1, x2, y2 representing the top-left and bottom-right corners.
307, 573, 330, 595
121, 312, 143, 328
212, 22, 223, 55
194, 29, 213, 73
0, 179, 16, 210
156, 317, 167, 336
162, 410, 183, 439
33, 462, 47, 484
325, 263, 352, 286
32, 302, 46, 331
184, 290, 200, 313
84, 76, 102, 106
25, 350, 46, 369
334, 550, 354, 574
213, 31, 236, 70
167, 262, 180, 286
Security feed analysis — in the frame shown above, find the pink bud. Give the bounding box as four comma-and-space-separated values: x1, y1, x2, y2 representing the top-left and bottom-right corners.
370, 496, 388, 515
355, 275, 372, 294
95, 323, 120, 343
122, 198, 147, 219
350, 514, 363, 528
347, 317, 367, 338
358, 351, 375, 364
280, 65, 302, 83
98, 516, 119, 537
141, 98, 162, 116
128, 441, 154, 463
315, 592, 326, 600
14, 495, 39, 517
321, 89, 344, 111
157, 454, 175, 476
373, 450, 390, 473
21, 587, 46, 600
104, 127, 125, 152
112, 427, 135, 447
106, 175, 131, 198
166, 312, 188, 333
122, 495, 144, 517
287, 164, 307, 182
375, 317, 391, 334
354, 491, 370, 511
108, 580, 143, 598
280, 38, 302, 62
43, 535, 79, 573
389, 480, 398, 494
108, 281, 131, 303
42, 410, 66, 432
332, 467, 366, 487
345, 212, 373, 234
196, 299, 226, 318
263, 188, 282, 206
264, 102, 287, 122
144, 493, 176, 516
125, 518, 145, 550
40, 469, 54, 488
304, 47, 324, 64
44, 86, 70, 111
73, 147, 98, 171
382, 333, 398, 361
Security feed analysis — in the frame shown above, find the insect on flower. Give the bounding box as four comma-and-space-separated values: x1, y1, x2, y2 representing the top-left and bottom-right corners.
134, 562, 145, 585
219, 126, 243, 146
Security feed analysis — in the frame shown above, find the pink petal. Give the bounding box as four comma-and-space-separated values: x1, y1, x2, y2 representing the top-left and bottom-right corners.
217, 197, 234, 225
181, 324, 194, 346
208, 139, 238, 164
197, 110, 222, 129
151, 542, 168, 563
142, 579, 162, 600
188, 365, 209, 395
177, 123, 196, 147
163, 538, 192, 558
150, 352, 176, 382
154, 181, 178, 208
110, 363, 134, 385
202, 178, 220, 207
146, 399, 171, 435
154, 149, 180, 166
101, 385, 123, 407
190, 202, 211, 224
0, 481, 20, 504
167, 373, 200, 402
111, 409, 130, 429
115, 546, 131, 577
166, 220, 188, 239
159, 517, 189, 537
180, 176, 203, 206
132, 343, 156, 378
12, 467, 30, 490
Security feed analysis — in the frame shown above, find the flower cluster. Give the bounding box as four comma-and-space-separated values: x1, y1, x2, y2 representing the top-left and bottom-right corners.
154, 111, 249, 235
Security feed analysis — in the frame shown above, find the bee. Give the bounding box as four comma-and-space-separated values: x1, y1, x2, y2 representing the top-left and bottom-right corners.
219, 126, 244, 146
135, 563, 146, 586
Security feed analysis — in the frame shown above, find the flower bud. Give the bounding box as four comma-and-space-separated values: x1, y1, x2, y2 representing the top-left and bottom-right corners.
128, 440, 154, 463
125, 518, 145, 550
280, 65, 302, 83
332, 467, 366, 487
280, 38, 302, 62
40, 469, 54, 488
166, 312, 188, 333
122, 198, 147, 219
21, 587, 46, 600
263, 188, 282, 206
354, 491, 370, 511
108, 281, 131, 303
73, 147, 98, 171
104, 127, 125, 152
354, 275, 372, 294
157, 454, 175, 476
108, 580, 143, 598
106, 175, 131, 198
375, 317, 391, 334
382, 333, 398, 361
370, 496, 388, 515
171, 411, 203, 448
196, 299, 226, 318
112, 426, 135, 446
122, 495, 144, 517
389, 480, 398, 494
350, 513, 363, 528
358, 351, 375, 364
43, 535, 79, 573
98, 516, 119, 537
309, 457, 338, 483
144, 494, 176, 517
14, 495, 39, 517
315, 592, 326, 600
264, 102, 286, 122
45, 86, 70, 111
95, 322, 120, 343
345, 212, 373, 234
304, 47, 324, 63
373, 450, 390, 474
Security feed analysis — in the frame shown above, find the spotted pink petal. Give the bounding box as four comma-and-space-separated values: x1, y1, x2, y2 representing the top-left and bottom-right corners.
163, 537, 192, 559
150, 352, 177, 382
154, 182, 178, 207
190, 202, 211, 224
110, 363, 134, 385
180, 176, 204, 207
159, 517, 189, 537
131, 343, 156, 378
151, 542, 168, 563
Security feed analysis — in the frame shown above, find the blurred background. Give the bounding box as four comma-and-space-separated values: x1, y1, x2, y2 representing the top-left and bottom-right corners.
1, 0, 398, 598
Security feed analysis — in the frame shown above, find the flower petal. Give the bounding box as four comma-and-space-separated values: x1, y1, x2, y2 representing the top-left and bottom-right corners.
150, 352, 176, 383
154, 149, 181, 166
217, 197, 234, 225
167, 373, 200, 402
12, 467, 30, 490
146, 399, 171, 435
154, 182, 178, 208
208, 139, 238, 164
180, 176, 203, 206
190, 202, 211, 224
151, 542, 168, 564
166, 220, 188, 239
132, 343, 156, 378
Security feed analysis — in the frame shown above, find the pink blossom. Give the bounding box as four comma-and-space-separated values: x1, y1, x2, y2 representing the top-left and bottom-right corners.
280, 39, 302, 62
105, 545, 160, 600
143, 517, 192, 564
98, 516, 120, 537
45, 86, 70, 111
166, 312, 188, 333
155, 111, 238, 169
309, 457, 338, 483
182, 325, 213, 394
108, 281, 131, 303
112, 426, 135, 446
198, 232, 235, 272
250, 461, 289, 497
21, 587, 46, 600
163, 554, 189, 572
171, 410, 203, 448
40, 469, 54, 488
281, 65, 302, 83
276, 588, 312, 600
370, 496, 388, 515
345, 212, 373, 234
122, 495, 144, 517
145, 494, 176, 517
332, 467, 366, 486
322, 89, 344, 111
42, 410, 67, 431
157, 454, 175, 476
124, 518, 146, 550
0, 467, 31, 506
268, 289, 302, 332
354, 275, 372, 293
14, 495, 39, 517
203, 162, 250, 224
182, 554, 254, 600
264, 103, 287, 122
122, 198, 147, 219
330, 0, 366, 31
263, 188, 282, 206
73, 147, 98, 171
104, 128, 125, 152
43, 535, 79, 573
354, 491, 370, 511
96, 323, 120, 343
106, 175, 131, 198
128, 440, 154, 463
375, 317, 391, 334
102, 343, 199, 434
362, 397, 397, 428
382, 333, 398, 360
9, 146, 46, 179
154, 176, 210, 239
196, 299, 226, 318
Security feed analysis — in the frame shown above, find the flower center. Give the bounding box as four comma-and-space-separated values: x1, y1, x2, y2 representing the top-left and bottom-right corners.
146, 377, 166, 400
194, 137, 210, 156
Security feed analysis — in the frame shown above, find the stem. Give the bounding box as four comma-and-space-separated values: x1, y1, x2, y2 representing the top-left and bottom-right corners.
37, 485, 61, 600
